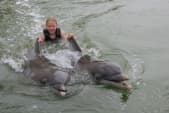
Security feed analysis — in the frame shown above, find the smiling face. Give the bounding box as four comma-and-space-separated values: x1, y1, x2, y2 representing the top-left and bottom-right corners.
46, 18, 57, 35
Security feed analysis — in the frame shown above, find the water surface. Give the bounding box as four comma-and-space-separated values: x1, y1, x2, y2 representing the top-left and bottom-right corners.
0, 0, 169, 113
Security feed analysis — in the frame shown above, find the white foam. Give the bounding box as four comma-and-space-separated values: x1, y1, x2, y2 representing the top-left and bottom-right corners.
1, 55, 24, 72
87, 48, 101, 57
15, 0, 44, 38
44, 49, 81, 69
125, 54, 145, 87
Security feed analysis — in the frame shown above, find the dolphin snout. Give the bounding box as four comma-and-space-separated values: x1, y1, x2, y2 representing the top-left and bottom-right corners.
54, 85, 67, 96
120, 74, 129, 81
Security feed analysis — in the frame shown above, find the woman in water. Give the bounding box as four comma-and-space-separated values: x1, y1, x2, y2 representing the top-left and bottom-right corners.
37, 17, 74, 43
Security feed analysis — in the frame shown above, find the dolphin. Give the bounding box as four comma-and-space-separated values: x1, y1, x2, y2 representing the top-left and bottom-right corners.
76, 55, 132, 90
24, 39, 72, 96
67, 38, 132, 90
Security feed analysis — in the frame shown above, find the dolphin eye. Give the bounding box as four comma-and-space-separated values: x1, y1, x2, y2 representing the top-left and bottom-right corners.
78, 59, 83, 64
85, 55, 91, 60
82, 55, 91, 61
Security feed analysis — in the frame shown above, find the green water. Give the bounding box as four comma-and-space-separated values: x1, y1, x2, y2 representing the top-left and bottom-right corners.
0, 0, 169, 113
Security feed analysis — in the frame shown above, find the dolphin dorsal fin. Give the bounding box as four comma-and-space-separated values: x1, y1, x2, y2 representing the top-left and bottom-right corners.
34, 38, 41, 55
68, 37, 82, 52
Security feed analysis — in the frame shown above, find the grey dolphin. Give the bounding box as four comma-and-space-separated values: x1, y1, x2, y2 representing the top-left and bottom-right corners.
24, 39, 71, 96
77, 55, 132, 90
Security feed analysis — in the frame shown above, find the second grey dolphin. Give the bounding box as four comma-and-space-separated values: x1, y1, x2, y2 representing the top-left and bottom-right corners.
77, 55, 131, 90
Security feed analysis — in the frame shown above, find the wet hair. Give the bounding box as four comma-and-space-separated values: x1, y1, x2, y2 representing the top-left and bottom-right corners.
45, 17, 57, 25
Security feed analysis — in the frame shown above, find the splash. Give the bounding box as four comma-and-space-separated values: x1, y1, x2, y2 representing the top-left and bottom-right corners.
0, 55, 24, 72
126, 54, 145, 87
44, 49, 81, 69
87, 48, 101, 57
15, 0, 44, 38
0, 0, 43, 73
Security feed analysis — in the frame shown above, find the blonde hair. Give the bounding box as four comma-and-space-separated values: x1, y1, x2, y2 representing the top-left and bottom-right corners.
45, 17, 57, 25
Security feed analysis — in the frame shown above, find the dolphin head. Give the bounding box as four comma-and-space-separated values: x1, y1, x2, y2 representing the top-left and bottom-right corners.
77, 54, 91, 65
49, 70, 71, 96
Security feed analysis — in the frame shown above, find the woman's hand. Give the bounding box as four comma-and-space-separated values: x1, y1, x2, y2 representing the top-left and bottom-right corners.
66, 33, 74, 40
37, 35, 44, 44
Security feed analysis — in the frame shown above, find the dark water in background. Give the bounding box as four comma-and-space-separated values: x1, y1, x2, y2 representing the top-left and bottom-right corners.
0, 0, 169, 113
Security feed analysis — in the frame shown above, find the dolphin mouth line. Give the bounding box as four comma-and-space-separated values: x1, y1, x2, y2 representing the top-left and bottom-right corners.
57, 88, 67, 92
